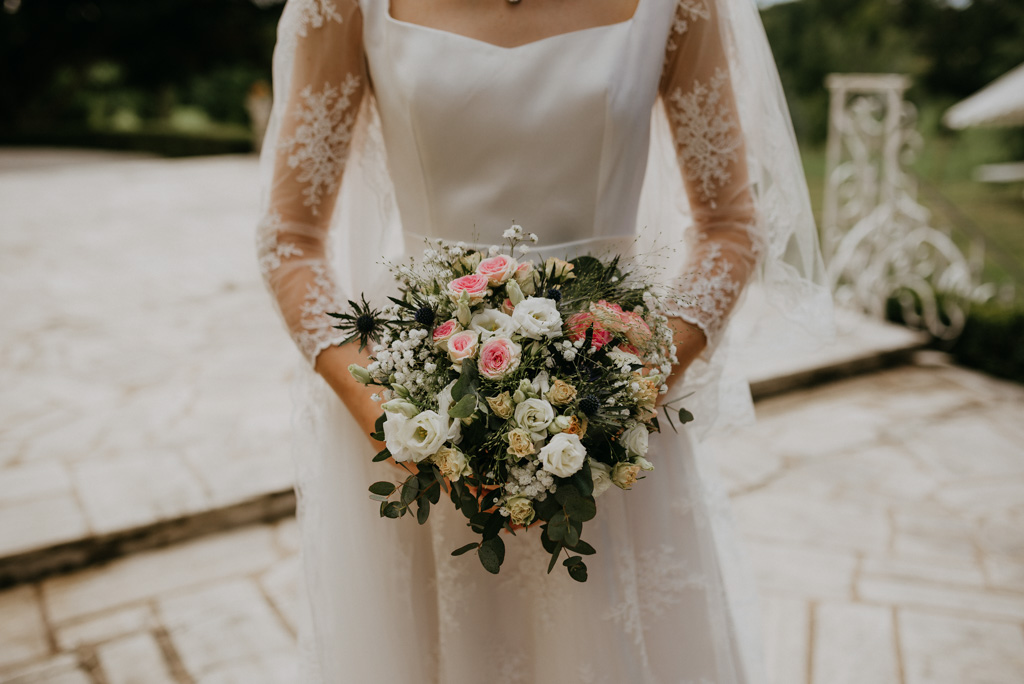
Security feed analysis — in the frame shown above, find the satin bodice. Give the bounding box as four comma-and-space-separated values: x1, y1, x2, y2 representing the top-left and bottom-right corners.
362, 0, 677, 246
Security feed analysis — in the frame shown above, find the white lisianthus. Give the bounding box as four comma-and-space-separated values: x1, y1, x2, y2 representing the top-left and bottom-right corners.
470, 308, 516, 339
591, 461, 613, 497
436, 380, 464, 444
512, 297, 563, 340
538, 432, 587, 477
621, 423, 649, 458
380, 398, 418, 419
394, 410, 449, 462
635, 456, 655, 472
514, 398, 555, 440
548, 415, 572, 434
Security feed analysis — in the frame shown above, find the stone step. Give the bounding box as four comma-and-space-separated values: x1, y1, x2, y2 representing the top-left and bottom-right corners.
0, 317, 927, 588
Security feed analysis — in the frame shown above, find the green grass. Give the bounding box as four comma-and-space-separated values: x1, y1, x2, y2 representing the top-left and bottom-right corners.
798, 133, 1024, 288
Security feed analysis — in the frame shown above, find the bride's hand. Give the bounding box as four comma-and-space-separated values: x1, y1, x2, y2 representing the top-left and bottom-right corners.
664, 316, 708, 390
314, 343, 409, 476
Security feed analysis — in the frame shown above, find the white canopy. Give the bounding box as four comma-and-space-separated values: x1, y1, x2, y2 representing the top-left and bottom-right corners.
944, 62, 1024, 129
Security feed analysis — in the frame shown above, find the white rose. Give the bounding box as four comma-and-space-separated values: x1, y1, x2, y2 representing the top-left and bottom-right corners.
538, 432, 587, 478
514, 398, 555, 440
511, 297, 563, 340
397, 410, 449, 462
621, 423, 649, 458
470, 308, 516, 339
591, 461, 613, 497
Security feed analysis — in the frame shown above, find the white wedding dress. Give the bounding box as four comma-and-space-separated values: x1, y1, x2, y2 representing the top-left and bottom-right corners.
255, 0, 832, 682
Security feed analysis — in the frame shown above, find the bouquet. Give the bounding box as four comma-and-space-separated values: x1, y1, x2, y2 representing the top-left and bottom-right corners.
331, 226, 692, 582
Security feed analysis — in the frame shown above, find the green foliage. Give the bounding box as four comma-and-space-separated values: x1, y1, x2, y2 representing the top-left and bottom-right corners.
948, 299, 1024, 384
760, 0, 1024, 144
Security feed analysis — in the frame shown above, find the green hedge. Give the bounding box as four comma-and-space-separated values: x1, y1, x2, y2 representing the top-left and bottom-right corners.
0, 128, 253, 158
948, 300, 1024, 384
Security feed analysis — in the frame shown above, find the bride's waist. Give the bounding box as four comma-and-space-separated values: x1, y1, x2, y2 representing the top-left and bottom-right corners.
401, 230, 639, 262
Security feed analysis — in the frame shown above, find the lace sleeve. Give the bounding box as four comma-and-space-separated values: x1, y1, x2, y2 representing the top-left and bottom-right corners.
256, 0, 367, 367
658, 0, 766, 359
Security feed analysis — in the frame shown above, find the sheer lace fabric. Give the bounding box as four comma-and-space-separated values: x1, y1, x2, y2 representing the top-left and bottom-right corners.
658, 0, 765, 357
256, 0, 367, 366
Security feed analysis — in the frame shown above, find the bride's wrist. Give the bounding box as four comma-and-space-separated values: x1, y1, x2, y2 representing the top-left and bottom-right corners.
666, 316, 708, 379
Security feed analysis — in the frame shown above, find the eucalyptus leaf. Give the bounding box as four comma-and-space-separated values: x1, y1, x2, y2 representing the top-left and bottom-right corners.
416, 499, 430, 525
678, 408, 695, 424
400, 477, 419, 507
372, 448, 392, 463
451, 542, 478, 557
568, 539, 597, 555
567, 560, 589, 582
564, 495, 597, 522
369, 481, 396, 497
547, 543, 563, 574
477, 536, 505, 574
449, 394, 476, 419
562, 555, 583, 567
381, 502, 402, 519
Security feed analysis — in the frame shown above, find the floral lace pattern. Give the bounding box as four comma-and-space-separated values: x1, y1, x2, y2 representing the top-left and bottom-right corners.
605, 544, 709, 645
281, 73, 361, 214
668, 242, 742, 344
667, 68, 741, 207
668, 0, 711, 49
255, 212, 304, 278
296, 263, 349, 363
294, 0, 343, 37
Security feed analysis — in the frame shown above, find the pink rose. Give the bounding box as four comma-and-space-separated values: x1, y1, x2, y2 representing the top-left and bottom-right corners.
589, 300, 630, 334
432, 319, 463, 347
447, 330, 480, 363
622, 311, 653, 347
615, 342, 641, 356
476, 255, 519, 286
447, 274, 490, 304
500, 298, 515, 315
478, 337, 522, 380
565, 312, 613, 350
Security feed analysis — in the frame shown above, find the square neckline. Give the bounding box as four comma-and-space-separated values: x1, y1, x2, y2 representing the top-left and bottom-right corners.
384, 0, 645, 51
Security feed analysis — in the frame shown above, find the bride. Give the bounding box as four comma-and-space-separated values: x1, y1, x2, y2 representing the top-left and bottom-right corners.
256, 0, 832, 681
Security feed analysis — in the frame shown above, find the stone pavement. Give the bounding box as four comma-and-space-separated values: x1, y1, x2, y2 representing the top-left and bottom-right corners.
0, 149, 927, 584
1, 356, 1023, 683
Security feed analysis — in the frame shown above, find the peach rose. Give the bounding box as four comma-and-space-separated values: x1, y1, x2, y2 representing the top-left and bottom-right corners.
476, 254, 519, 286
589, 300, 630, 333
432, 319, 463, 347
447, 274, 490, 304
622, 311, 653, 347
477, 337, 522, 380
447, 330, 479, 363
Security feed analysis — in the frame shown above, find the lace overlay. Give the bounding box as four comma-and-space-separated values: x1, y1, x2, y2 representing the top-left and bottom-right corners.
281, 74, 361, 213
257, 0, 366, 367
667, 68, 740, 207
659, 0, 762, 358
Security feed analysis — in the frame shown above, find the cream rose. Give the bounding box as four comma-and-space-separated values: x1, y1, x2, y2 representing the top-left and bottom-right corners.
538, 432, 587, 477
486, 391, 514, 419
506, 428, 536, 458
470, 308, 516, 339
447, 330, 479, 364
512, 297, 563, 340
476, 254, 519, 285
505, 496, 535, 526
591, 461, 613, 497
546, 378, 578, 406
433, 446, 471, 482
514, 398, 555, 440
544, 257, 575, 279
621, 423, 649, 458
611, 462, 641, 490
514, 262, 538, 295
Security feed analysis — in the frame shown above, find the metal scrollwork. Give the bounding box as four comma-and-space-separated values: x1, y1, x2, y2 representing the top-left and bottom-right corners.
822, 74, 993, 339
